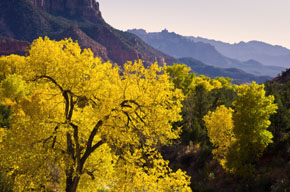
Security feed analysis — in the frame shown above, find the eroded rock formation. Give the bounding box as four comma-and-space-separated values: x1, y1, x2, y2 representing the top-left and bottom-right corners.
28, 0, 103, 23
0, 37, 30, 56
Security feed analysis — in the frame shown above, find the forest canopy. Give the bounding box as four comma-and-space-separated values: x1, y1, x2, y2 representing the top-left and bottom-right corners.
0, 37, 287, 192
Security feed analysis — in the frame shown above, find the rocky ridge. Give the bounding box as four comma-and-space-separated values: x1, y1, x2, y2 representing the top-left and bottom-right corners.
28, 0, 103, 23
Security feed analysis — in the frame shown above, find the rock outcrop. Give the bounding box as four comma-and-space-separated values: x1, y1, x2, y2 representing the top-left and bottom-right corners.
28, 0, 103, 23
0, 37, 30, 56
54, 26, 109, 60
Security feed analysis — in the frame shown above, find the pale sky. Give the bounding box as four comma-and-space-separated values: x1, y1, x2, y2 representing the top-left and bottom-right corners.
97, 0, 290, 49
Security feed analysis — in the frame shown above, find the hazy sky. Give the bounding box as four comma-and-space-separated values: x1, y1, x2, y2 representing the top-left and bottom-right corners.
97, 0, 290, 49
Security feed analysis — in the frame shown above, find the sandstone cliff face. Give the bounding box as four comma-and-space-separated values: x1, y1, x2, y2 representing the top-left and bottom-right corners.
28, 0, 103, 23
54, 26, 109, 61
83, 25, 174, 66
0, 37, 30, 56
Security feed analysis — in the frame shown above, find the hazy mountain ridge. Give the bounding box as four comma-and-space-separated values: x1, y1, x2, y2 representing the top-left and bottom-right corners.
188, 36, 290, 68
128, 29, 285, 77
178, 57, 271, 84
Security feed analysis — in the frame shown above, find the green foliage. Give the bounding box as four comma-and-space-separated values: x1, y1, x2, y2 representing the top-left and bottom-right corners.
166, 64, 236, 146
265, 81, 290, 144
210, 86, 237, 108
0, 74, 30, 101
0, 105, 13, 129
181, 85, 213, 145
226, 82, 277, 176
203, 82, 278, 177
180, 86, 236, 146
166, 64, 196, 95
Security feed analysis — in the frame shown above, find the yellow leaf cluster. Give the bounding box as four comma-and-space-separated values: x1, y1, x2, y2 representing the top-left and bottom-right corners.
112, 147, 191, 191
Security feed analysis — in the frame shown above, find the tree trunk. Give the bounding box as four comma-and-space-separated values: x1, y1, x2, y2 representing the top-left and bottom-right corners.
66, 176, 80, 192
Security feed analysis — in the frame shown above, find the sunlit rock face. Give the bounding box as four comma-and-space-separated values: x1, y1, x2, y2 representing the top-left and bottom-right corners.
28, 0, 103, 23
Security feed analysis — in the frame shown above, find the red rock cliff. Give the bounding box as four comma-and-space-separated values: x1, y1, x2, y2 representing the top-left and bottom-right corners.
28, 0, 103, 23
0, 37, 30, 56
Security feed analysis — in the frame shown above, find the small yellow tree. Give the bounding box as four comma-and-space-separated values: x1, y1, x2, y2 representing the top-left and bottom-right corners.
203, 105, 235, 169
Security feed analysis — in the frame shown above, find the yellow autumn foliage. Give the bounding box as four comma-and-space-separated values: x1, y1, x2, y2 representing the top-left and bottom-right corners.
203, 105, 235, 169
0, 37, 191, 191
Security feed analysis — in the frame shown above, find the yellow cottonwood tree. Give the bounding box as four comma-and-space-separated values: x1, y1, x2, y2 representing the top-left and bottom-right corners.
0, 37, 191, 191
203, 105, 235, 169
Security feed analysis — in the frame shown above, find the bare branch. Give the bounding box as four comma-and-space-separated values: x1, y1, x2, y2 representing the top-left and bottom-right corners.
34, 75, 64, 93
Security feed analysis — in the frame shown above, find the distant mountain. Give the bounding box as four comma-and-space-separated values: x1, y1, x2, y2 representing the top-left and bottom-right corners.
128, 29, 285, 77
188, 37, 290, 68
0, 0, 176, 66
178, 57, 271, 84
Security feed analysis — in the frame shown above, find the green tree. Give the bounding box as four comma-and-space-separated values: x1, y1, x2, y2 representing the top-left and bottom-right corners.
265, 81, 290, 144
226, 82, 277, 176
166, 64, 196, 96
181, 85, 213, 145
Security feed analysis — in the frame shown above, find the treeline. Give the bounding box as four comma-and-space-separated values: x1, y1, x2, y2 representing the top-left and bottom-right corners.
164, 64, 290, 191
0, 37, 289, 192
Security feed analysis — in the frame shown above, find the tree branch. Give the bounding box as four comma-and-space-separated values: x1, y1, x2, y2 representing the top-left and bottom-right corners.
70, 123, 81, 174
67, 92, 75, 121
34, 75, 64, 93
80, 115, 109, 170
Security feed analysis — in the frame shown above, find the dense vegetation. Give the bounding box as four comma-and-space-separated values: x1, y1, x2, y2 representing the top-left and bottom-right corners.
0, 38, 289, 192
164, 65, 289, 191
